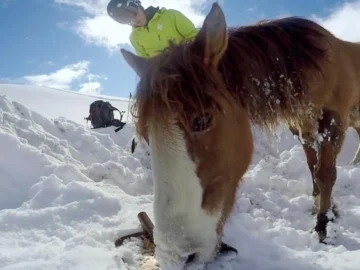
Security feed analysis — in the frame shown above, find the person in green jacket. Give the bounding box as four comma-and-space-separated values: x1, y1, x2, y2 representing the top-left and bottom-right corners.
107, 0, 199, 58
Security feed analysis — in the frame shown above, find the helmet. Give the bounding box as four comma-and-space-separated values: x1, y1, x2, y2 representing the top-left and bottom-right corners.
107, 0, 141, 24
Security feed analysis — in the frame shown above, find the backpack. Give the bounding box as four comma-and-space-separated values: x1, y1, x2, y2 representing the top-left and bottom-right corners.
85, 100, 126, 132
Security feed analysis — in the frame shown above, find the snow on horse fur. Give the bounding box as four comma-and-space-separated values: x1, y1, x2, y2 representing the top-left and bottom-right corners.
121, 2, 360, 269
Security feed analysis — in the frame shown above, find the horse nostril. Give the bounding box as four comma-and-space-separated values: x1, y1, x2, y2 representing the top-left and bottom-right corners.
186, 253, 195, 264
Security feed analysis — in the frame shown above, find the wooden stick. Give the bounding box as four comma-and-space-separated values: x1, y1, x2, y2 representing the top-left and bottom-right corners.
114, 212, 154, 248
219, 242, 238, 255
138, 212, 154, 242
114, 231, 145, 247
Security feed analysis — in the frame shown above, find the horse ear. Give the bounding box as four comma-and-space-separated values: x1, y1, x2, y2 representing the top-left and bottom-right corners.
120, 48, 149, 78
194, 2, 228, 67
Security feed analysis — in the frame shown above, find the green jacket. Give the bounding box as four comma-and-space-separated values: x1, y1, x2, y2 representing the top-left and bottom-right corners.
129, 7, 199, 58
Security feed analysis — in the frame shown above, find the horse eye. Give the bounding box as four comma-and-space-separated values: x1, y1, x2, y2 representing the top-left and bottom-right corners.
192, 113, 213, 132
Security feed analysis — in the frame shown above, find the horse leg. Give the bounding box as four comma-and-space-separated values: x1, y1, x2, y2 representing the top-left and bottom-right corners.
289, 127, 320, 214
313, 109, 346, 241
350, 126, 360, 165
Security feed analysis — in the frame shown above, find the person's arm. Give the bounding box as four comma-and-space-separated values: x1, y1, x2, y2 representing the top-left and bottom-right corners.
169, 9, 199, 40
130, 34, 151, 58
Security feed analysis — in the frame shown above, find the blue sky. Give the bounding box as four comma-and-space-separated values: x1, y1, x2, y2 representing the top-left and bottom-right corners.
0, 0, 359, 98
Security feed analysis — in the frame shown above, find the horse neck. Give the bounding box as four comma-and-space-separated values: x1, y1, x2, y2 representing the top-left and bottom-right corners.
218, 38, 312, 130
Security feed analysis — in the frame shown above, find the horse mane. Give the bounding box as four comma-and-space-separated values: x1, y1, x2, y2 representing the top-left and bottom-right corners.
131, 16, 332, 138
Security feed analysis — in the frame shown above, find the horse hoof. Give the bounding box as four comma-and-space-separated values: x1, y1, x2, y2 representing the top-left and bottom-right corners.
314, 212, 332, 242
309, 227, 327, 242
317, 230, 327, 242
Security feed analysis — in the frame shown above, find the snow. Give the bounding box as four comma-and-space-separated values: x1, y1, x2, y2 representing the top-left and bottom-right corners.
1, 83, 360, 270
0, 83, 132, 125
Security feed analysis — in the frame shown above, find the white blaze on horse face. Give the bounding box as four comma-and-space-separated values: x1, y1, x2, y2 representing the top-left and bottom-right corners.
148, 122, 222, 268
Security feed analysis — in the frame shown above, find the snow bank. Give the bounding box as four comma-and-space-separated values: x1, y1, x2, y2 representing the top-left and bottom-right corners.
0, 83, 132, 125
1, 84, 360, 270
0, 93, 153, 270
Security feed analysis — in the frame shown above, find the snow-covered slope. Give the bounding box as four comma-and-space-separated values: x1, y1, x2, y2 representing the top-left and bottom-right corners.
0, 83, 132, 125
0, 84, 360, 270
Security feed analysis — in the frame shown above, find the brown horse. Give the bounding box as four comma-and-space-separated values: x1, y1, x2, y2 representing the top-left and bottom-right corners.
120, 2, 360, 269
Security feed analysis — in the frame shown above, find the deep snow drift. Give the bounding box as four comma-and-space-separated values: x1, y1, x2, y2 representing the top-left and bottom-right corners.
0, 84, 360, 270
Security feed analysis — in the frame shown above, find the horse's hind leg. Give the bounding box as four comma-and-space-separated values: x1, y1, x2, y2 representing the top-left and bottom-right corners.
350, 126, 360, 165
289, 127, 320, 213
314, 109, 346, 241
